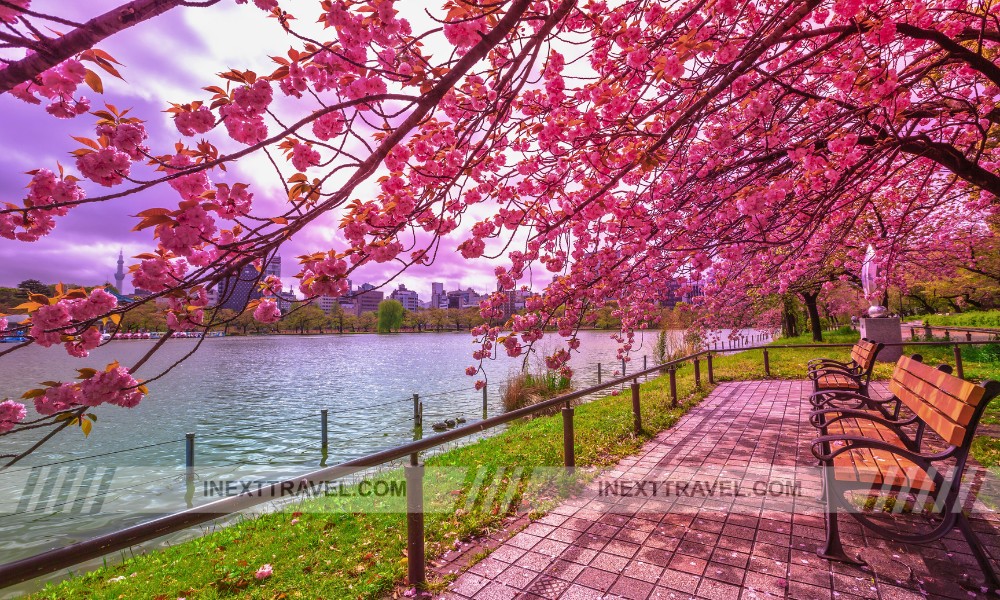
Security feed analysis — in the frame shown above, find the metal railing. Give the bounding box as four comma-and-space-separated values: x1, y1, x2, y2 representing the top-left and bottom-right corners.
2, 336, 997, 589
0, 350, 710, 589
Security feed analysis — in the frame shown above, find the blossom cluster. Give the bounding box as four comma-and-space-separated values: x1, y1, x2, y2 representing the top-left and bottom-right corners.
220, 79, 273, 145
29, 288, 117, 355
0, 400, 27, 434
10, 58, 91, 118
0, 169, 85, 242
34, 366, 145, 416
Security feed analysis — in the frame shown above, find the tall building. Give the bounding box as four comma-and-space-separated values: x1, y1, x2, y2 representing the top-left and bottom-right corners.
497, 284, 533, 318
264, 255, 281, 278
114, 250, 125, 293
430, 282, 445, 309
447, 287, 484, 309
349, 283, 383, 316
315, 296, 341, 313
276, 285, 296, 312
390, 284, 419, 311
217, 263, 263, 311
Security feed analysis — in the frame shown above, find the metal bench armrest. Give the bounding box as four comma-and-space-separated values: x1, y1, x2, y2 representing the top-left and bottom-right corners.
808, 367, 863, 384
809, 390, 901, 417
808, 408, 917, 432
806, 358, 854, 369
810, 433, 955, 464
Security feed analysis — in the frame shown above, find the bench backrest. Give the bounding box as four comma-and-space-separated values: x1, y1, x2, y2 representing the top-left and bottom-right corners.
850, 338, 883, 374
888, 355, 990, 447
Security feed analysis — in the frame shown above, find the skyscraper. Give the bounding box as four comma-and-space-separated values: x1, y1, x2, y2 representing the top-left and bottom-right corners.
114, 250, 125, 293
217, 263, 263, 312
264, 255, 281, 278
390, 284, 419, 311
430, 282, 445, 309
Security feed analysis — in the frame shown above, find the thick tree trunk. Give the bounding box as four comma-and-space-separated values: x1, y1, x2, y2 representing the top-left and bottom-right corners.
801, 290, 823, 342
781, 296, 799, 338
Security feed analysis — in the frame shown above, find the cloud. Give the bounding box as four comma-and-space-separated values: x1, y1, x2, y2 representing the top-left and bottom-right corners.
0, 1, 551, 301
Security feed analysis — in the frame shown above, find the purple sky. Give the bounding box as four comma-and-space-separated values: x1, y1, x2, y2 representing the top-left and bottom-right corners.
0, 1, 540, 302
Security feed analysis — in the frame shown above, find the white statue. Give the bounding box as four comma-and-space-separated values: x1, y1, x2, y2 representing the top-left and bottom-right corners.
861, 244, 888, 318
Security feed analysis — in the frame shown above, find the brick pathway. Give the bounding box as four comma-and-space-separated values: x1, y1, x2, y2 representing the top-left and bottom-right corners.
442, 380, 1000, 599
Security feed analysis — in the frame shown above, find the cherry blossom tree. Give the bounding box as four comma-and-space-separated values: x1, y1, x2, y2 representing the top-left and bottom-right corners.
2, 0, 1000, 461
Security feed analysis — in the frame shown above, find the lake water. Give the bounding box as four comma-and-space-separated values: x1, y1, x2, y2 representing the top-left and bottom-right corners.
0, 328, 769, 579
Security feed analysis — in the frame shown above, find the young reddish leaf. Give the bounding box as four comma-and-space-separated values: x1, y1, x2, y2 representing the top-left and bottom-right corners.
84, 69, 104, 94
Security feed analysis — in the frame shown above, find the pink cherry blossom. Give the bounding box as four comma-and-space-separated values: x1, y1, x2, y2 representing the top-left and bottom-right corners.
254, 564, 273, 580
64, 326, 102, 358
290, 143, 321, 172
76, 147, 131, 187
311, 111, 344, 140
79, 366, 144, 409
35, 383, 83, 416
174, 106, 216, 136
0, 0, 29, 24
0, 400, 27, 433
97, 122, 149, 160
30, 302, 72, 348
253, 299, 282, 323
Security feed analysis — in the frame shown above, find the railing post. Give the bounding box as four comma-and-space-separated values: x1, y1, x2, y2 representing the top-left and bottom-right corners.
643, 355, 647, 371
763, 348, 771, 377
707, 353, 714, 384
945, 329, 951, 341
693, 357, 701, 388
622, 358, 626, 377
954, 344, 964, 380
412, 393, 421, 428
320, 409, 329, 450
911, 327, 918, 341
924, 324, 933, 340
669, 366, 678, 408
631, 380, 641, 434
184, 432, 195, 508
185, 432, 195, 475
482, 384, 488, 416
406, 452, 425, 589
967, 332, 973, 342
597, 362, 601, 385
562, 404, 575, 468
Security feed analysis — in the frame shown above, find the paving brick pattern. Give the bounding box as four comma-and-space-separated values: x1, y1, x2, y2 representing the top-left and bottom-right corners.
442, 380, 1000, 599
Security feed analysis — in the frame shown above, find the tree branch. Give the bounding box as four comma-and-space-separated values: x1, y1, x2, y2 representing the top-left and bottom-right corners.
0, 0, 194, 93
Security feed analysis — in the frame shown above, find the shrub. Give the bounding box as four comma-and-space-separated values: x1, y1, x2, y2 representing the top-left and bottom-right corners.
500, 370, 572, 414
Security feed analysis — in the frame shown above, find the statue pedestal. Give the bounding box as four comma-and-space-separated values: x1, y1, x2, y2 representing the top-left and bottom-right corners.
860, 317, 902, 362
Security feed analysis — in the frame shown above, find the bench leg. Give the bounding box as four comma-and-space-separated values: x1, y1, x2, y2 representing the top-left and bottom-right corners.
817, 507, 861, 564
956, 512, 1000, 590
817, 462, 863, 565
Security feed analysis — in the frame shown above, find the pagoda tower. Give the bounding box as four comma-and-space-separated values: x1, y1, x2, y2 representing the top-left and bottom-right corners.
114, 250, 125, 293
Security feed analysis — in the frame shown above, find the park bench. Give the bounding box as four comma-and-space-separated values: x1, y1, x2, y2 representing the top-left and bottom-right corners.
808, 354, 949, 418
809, 355, 1000, 588
807, 338, 883, 397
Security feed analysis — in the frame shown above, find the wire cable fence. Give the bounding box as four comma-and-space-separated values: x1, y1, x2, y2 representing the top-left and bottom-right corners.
0, 439, 186, 477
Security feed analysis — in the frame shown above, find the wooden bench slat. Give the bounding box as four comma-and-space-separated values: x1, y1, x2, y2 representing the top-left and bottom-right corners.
883, 356, 987, 446
900, 359, 985, 408
825, 419, 938, 491
891, 383, 969, 446
899, 376, 976, 426
817, 373, 861, 390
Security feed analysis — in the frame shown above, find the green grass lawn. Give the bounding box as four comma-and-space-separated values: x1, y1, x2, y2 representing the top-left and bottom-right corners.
918, 309, 1000, 329
28, 328, 1000, 599
30, 362, 710, 599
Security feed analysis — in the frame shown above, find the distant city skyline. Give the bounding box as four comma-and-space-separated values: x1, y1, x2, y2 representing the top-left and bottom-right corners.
2, 247, 528, 310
